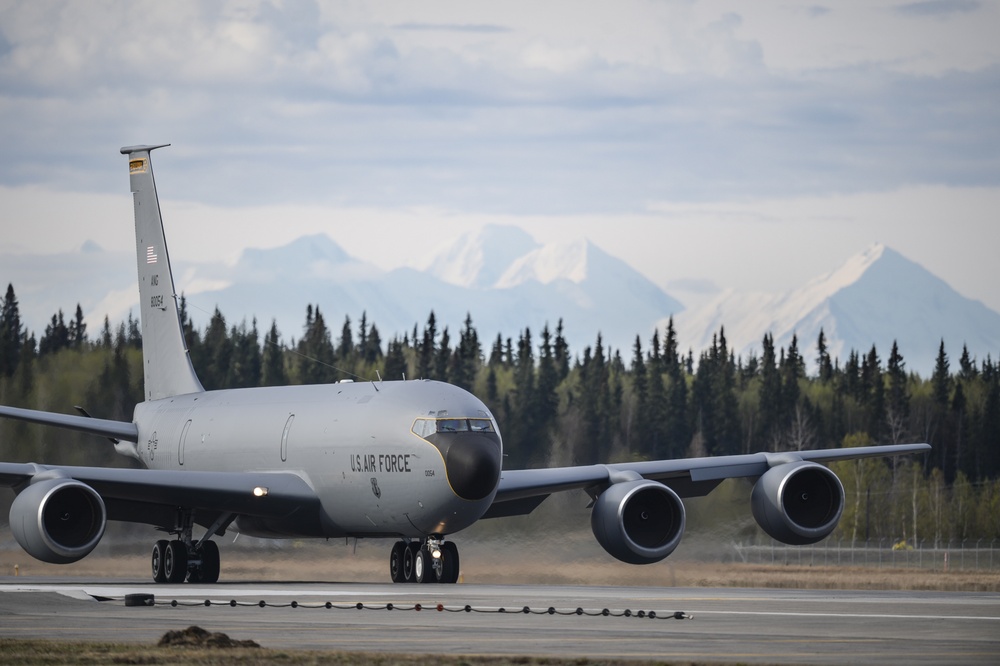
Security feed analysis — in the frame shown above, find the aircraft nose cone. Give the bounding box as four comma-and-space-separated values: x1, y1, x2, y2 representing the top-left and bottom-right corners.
430, 432, 502, 501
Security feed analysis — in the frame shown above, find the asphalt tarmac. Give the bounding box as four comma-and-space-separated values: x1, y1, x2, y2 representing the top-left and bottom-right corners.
1, 578, 998, 664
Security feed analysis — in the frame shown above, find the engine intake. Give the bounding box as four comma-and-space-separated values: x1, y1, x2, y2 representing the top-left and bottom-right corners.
750, 461, 844, 545
9, 478, 107, 564
591, 479, 686, 564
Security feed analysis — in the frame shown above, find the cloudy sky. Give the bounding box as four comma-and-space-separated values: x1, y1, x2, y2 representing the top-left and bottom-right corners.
2, 0, 999, 328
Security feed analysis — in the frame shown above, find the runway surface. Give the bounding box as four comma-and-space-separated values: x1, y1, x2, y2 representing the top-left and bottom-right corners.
1, 578, 998, 664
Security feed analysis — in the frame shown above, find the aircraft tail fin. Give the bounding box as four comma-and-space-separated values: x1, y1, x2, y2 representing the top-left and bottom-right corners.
121, 145, 204, 400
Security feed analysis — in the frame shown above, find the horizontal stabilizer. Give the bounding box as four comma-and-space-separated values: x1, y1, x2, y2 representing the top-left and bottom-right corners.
0, 405, 139, 443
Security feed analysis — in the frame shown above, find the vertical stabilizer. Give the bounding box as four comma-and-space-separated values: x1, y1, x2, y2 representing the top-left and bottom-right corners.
121, 145, 204, 400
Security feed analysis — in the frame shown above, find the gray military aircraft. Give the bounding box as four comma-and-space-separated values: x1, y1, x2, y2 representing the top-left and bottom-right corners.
0, 145, 930, 584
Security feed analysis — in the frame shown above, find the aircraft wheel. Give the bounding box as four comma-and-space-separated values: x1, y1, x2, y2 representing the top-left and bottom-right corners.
194, 541, 220, 584
164, 540, 188, 584
414, 547, 434, 584
151, 540, 169, 583
389, 541, 407, 583
439, 541, 460, 584
402, 542, 420, 583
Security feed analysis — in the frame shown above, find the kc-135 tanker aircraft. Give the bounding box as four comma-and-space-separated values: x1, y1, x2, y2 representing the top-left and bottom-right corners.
0, 145, 929, 584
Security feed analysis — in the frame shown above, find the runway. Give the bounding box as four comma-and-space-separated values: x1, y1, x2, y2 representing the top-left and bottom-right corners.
1, 579, 998, 664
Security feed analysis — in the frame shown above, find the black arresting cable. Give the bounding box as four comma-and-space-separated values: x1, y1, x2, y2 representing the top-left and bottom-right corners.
121, 594, 690, 620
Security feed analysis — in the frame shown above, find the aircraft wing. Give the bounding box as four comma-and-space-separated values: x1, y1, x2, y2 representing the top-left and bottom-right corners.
486, 442, 931, 518
0, 462, 320, 528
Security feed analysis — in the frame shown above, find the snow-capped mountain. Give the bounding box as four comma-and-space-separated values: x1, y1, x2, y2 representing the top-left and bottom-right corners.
424, 225, 538, 289
672, 243, 1000, 375
183, 226, 684, 356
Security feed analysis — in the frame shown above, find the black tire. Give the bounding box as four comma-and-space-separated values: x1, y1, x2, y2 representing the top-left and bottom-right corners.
196, 541, 220, 584
151, 540, 169, 583
402, 542, 420, 583
414, 547, 435, 584
164, 540, 188, 584
440, 541, 460, 584
389, 541, 406, 583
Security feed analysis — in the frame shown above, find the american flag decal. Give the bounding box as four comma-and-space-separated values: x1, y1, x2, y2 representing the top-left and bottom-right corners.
146, 246, 158, 264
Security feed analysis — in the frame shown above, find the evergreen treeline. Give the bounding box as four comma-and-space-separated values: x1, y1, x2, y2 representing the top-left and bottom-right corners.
2, 282, 999, 544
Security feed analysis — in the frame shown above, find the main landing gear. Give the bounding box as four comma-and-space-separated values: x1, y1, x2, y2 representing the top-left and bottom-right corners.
150, 510, 222, 584
389, 537, 459, 584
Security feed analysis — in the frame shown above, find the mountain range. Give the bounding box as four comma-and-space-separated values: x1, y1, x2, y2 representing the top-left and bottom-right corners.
184, 226, 685, 358
671, 243, 1000, 375
3, 227, 997, 377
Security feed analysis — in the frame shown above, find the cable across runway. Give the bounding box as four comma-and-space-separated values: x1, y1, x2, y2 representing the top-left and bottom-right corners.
1, 580, 998, 664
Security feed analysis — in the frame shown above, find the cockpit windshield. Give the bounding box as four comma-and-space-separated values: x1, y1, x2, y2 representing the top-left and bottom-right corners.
411, 417, 495, 439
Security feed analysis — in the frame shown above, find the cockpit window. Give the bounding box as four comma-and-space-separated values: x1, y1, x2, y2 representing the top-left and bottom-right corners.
438, 418, 469, 432
412, 417, 495, 438
469, 419, 494, 432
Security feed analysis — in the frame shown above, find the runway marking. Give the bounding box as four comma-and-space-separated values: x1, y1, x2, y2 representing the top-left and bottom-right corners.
693, 609, 1000, 622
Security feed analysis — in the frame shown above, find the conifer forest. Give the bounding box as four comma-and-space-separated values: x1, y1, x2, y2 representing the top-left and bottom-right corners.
2, 282, 999, 545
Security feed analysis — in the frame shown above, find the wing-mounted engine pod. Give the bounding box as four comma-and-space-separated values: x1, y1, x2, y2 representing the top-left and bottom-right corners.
750, 460, 844, 545
591, 479, 686, 565
9, 478, 107, 564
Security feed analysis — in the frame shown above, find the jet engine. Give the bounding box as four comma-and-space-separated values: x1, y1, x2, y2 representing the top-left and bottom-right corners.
750, 461, 844, 545
9, 478, 107, 564
591, 479, 686, 564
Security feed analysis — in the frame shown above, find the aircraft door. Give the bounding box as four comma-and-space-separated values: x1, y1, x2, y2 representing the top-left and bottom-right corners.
178, 419, 192, 465
280, 414, 294, 462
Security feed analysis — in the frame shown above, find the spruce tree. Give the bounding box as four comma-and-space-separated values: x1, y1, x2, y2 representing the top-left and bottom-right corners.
99, 316, 113, 349
69, 304, 87, 349
629, 335, 650, 453
418, 311, 437, 379
298, 305, 335, 384
816, 328, 834, 383
230, 318, 261, 388
645, 330, 666, 458
201, 308, 232, 389
536, 324, 559, 432
886, 341, 909, 443
931, 340, 952, 477
364, 324, 383, 365
261, 320, 288, 387
39, 310, 70, 355
863, 346, 885, 441
554, 319, 570, 380
0, 283, 23, 377
449, 314, 479, 391
435, 326, 451, 381
338, 315, 353, 363
758, 333, 782, 449
509, 328, 541, 465
488, 334, 504, 367
383, 338, 407, 381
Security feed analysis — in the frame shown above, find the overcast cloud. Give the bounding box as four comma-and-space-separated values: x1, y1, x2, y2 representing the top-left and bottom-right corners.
1, 0, 999, 329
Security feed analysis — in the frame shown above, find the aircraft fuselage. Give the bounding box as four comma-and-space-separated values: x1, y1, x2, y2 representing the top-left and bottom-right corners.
132, 379, 502, 540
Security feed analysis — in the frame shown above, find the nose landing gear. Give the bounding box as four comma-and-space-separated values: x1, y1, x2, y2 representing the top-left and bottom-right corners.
389, 537, 459, 584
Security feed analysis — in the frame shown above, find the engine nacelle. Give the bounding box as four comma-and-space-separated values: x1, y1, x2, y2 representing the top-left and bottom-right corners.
750, 461, 844, 545
591, 479, 686, 565
9, 478, 107, 564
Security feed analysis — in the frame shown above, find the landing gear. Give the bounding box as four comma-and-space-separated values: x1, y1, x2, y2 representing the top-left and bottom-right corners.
389, 541, 407, 583
389, 537, 459, 584
163, 540, 188, 583
149, 510, 224, 584
188, 541, 220, 584
151, 540, 169, 583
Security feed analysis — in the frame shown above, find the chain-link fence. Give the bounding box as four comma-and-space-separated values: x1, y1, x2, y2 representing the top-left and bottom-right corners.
731, 538, 1000, 570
